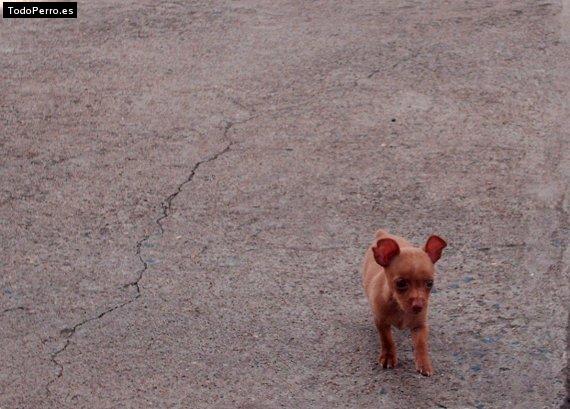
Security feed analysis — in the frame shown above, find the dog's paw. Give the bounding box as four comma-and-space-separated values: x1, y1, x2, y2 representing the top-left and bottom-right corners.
414, 357, 433, 376
378, 351, 397, 369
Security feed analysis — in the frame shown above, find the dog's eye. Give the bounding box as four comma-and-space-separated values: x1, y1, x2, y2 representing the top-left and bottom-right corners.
426, 280, 434, 289
395, 279, 408, 291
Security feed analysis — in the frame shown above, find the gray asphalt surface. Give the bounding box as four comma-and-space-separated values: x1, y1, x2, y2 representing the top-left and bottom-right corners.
1, 1, 569, 408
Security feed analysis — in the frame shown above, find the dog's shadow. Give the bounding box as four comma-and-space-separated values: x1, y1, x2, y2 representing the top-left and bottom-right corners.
356, 319, 415, 370
341, 316, 465, 407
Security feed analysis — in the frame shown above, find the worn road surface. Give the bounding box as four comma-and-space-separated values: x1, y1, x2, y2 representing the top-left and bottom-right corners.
1, 1, 569, 408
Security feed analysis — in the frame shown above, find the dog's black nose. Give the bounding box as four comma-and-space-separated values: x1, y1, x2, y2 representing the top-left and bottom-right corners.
412, 305, 423, 314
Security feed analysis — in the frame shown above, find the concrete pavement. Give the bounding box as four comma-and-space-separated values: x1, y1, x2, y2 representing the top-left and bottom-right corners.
1, 1, 568, 408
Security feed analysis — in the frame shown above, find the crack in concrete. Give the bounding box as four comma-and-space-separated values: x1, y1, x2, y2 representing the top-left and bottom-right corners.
44, 116, 254, 399
45, 339, 69, 399
1, 306, 26, 314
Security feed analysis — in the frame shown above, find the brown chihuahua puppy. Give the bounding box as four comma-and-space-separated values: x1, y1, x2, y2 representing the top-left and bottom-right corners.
362, 229, 446, 376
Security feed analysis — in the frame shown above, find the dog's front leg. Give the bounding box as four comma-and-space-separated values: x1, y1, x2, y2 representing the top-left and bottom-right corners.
375, 320, 397, 368
412, 325, 433, 376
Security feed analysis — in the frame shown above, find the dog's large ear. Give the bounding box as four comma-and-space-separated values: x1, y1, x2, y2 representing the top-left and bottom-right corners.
424, 235, 447, 264
372, 238, 400, 267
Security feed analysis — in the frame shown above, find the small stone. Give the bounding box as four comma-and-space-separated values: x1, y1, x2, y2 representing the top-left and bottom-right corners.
60, 327, 74, 337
